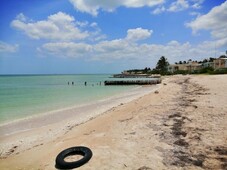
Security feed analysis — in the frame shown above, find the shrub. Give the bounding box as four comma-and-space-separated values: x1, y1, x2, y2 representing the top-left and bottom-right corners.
210, 68, 227, 74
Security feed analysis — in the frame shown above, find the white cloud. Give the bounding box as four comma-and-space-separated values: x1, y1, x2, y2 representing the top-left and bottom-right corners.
16, 13, 27, 22
0, 41, 19, 53
191, 0, 204, 9
87, 22, 107, 42
94, 39, 125, 53
38, 42, 92, 58
69, 0, 164, 16
126, 28, 153, 42
39, 28, 152, 58
168, 0, 189, 12
90, 22, 98, 27
152, 6, 166, 15
186, 1, 227, 47
38, 28, 219, 64
11, 12, 89, 41
152, 0, 204, 14
189, 11, 201, 16
91, 39, 219, 63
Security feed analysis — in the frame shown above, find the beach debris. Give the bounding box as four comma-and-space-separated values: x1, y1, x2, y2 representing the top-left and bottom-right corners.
137, 166, 153, 170
171, 151, 206, 167
174, 139, 189, 147
214, 146, 227, 155
55, 146, 92, 169
118, 116, 133, 123
168, 112, 181, 118
154, 90, 159, 94
84, 130, 96, 136
1, 145, 18, 158
163, 83, 167, 85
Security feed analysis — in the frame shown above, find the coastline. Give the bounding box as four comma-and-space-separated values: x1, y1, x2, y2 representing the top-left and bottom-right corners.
0, 75, 227, 170
0, 74, 146, 125
0, 85, 159, 157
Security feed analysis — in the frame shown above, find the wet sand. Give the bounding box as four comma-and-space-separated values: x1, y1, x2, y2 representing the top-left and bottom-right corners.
0, 75, 226, 170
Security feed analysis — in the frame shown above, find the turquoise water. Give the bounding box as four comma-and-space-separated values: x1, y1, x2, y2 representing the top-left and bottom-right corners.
0, 74, 136, 124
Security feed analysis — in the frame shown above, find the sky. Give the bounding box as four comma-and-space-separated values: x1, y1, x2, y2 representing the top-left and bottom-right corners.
0, 0, 226, 74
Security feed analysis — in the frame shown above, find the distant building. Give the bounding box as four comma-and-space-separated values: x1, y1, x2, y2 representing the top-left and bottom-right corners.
168, 55, 227, 73
213, 57, 227, 69
168, 65, 180, 73
168, 61, 202, 73
202, 62, 214, 68
122, 71, 130, 74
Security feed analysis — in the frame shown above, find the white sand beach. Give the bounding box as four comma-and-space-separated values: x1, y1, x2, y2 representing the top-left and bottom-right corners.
0, 75, 227, 170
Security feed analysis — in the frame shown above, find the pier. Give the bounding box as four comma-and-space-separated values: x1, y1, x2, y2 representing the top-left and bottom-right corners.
104, 79, 161, 85
112, 74, 161, 78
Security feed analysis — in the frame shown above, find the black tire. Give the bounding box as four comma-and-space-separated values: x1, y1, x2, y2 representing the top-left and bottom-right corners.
55, 146, 92, 169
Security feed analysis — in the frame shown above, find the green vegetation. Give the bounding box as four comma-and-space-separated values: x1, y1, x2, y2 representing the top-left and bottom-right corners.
168, 67, 227, 75
198, 66, 214, 74
126, 67, 151, 74
124, 55, 227, 76
210, 68, 227, 74
124, 56, 170, 75
155, 56, 169, 75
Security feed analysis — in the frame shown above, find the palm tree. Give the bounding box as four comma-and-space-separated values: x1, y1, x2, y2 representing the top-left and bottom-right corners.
155, 56, 169, 74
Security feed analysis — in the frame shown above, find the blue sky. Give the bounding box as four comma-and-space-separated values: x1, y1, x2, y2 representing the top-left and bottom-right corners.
0, 0, 226, 74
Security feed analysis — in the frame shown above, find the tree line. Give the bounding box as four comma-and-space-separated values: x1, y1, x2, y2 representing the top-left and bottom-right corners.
125, 55, 227, 75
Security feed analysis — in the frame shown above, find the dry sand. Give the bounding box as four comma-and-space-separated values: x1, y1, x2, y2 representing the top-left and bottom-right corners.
0, 75, 226, 170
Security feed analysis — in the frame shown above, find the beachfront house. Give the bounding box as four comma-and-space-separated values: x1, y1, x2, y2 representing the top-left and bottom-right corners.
201, 62, 214, 68
213, 57, 227, 69
168, 61, 202, 73
168, 65, 180, 73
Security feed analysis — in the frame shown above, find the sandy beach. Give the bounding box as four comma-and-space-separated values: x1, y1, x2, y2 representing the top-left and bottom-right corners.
0, 75, 227, 170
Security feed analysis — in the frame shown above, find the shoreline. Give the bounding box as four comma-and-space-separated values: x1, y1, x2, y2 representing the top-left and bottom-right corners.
0, 75, 226, 170
0, 74, 151, 126
0, 84, 159, 157
0, 85, 159, 135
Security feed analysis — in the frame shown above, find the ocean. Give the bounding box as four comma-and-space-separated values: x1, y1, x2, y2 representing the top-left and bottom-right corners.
0, 74, 140, 124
